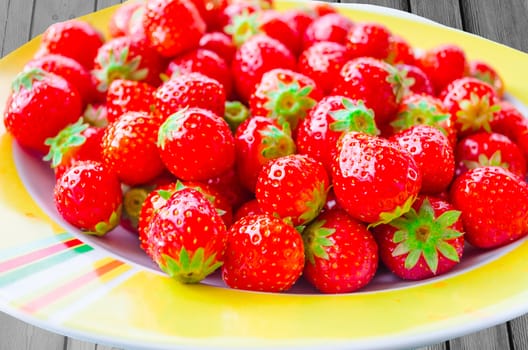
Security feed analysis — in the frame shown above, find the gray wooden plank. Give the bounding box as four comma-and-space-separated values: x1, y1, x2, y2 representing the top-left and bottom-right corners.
95, 0, 124, 11
0, 312, 65, 350
449, 325, 512, 350
340, 0, 410, 12
1, 0, 35, 56
0, 0, 9, 55
415, 343, 448, 350
31, 0, 97, 38
509, 314, 528, 350
66, 338, 97, 350
409, 0, 463, 29
461, 0, 528, 53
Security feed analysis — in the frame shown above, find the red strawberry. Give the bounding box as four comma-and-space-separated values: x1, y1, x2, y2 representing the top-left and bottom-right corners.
138, 182, 179, 242
469, 60, 504, 98
43, 119, 104, 179
165, 48, 232, 97
388, 93, 456, 145
102, 111, 165, 186
199, 31, 237, 64
302, 13, 354, 49
331, 132, 422, 225
157, 107, 235, 181
181, 181, 234, 227
303, 208, 378, 293
490, 101, 528, 161
296, 95, 378, 175
142, 0, 206, 58
3, 68, 82, 154
225, 9, 300, 55
25, 54, 100, 105
281, 9, 315, 40
235, 116, 296, 192
54, 161, 123, 235
154, 73, 226, 119
222, 214, 304, 292
142, 187, 227, 283
450, 166, 528, 248
385, 35, 416, 65
109, 1, 143, 38
454, 132, 526, 178
374, 196, 464, 280
297, 41, 350, 95
233, 198, 261, 222
106, 79, 156, 123
231, 34, 296, 102
36, 20, 104, 70
441, 77, 501, 135
255, 154, 329, 226
92, 36, 164, 92
416, 44, 468, 95
249, 68, 322, 131
346, 22, 392, 59
395, 63, 434, 96
205, 167, 253, 210
332, 57, 409, 127
389, 125, 455, 194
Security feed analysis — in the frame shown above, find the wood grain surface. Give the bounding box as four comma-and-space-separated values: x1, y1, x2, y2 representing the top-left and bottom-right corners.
0, 0, 527, 349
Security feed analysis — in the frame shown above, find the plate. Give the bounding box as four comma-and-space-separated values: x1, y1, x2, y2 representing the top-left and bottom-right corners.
1, 2, 528, 350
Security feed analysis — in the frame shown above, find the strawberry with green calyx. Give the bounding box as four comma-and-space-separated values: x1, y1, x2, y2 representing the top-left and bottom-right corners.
303, 208, 378, 293
332, 57, 410, 127
157, 107, 235, 181
226, 10, 300, 55
297, 95, 378, 176
106, 79, 156, 123
142, 187, 227, 283
231, 34, 296, 103
181, 181, 234, 227
223, 101, 250, 132
222, 213, 304, 292
441, 77, 501, 136
387, 93, 456, 145
54, 161, 123, 236
4, 68, 82, 154
454, 132, 526, 178
450, 166, 528, 249
102, 111, 166, 186
394, 63, 433, 96
82, 103, 108, 128
469, 60, 504, 98
142, 0, 206, 58
374, 196, 464, 281
25, 53, 101, 105
389, 125, 455, 195
490, 101, 528, 162
235, 116, 296, 192
138, 183, 179, 244
249, 68, 322, 131
331, 132, 422, 226
44, 118, 104, 178
92, 36, 164, 93
154, 72, 226, 120
255, 154, 329, 226
121, 186, 152, 234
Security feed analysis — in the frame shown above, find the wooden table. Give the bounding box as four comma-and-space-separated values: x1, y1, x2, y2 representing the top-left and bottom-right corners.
1, 0, 527, 349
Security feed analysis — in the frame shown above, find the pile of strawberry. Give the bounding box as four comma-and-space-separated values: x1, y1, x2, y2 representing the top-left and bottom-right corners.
3, 0, 528, 294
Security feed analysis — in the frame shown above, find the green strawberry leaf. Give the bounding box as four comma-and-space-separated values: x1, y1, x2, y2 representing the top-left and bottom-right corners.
456, 92, 501, 133
43, 118, 89, 168
302, 219, 335, 265
161, 247, 223, 284
264, 81, 316, 130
